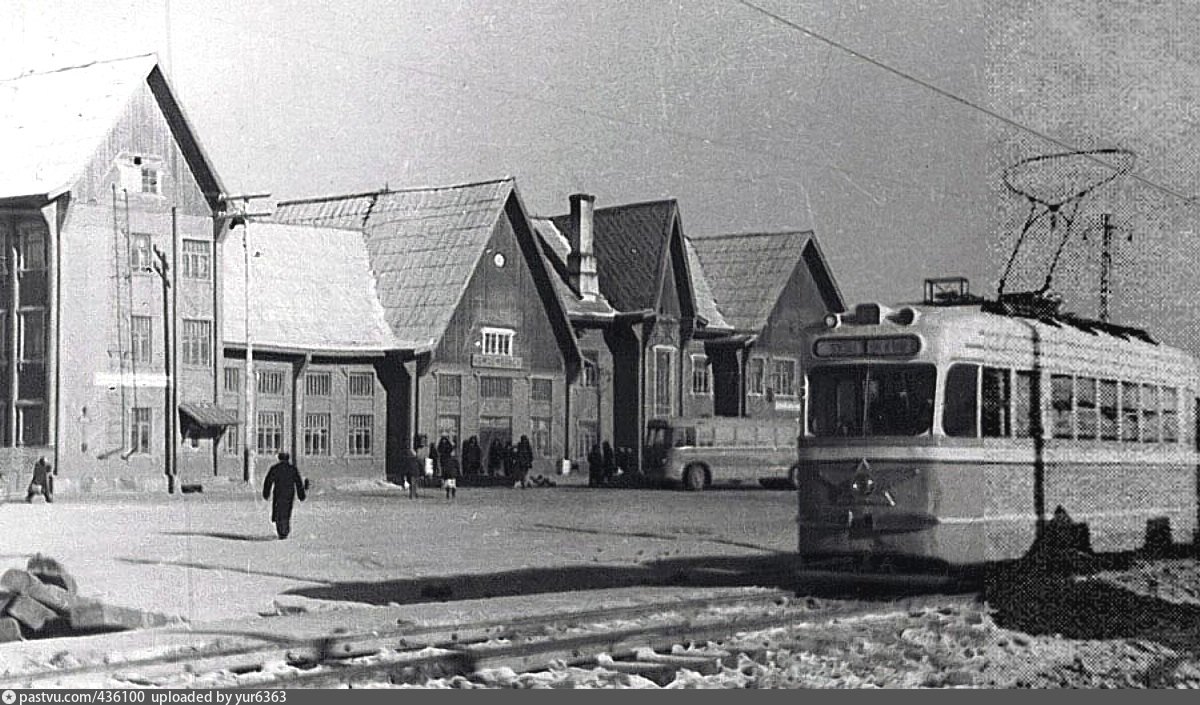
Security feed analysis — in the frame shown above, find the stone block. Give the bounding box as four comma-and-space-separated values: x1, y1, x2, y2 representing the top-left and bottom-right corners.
69, 599, 149, 631
0, 569, 37, 594
26, 581, 72, 613
0, 616, 22, 642
27, 554, 78, 595
5, 593, 58, 631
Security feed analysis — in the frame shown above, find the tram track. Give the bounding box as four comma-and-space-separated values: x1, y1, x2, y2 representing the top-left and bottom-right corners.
42, 590, 978, 689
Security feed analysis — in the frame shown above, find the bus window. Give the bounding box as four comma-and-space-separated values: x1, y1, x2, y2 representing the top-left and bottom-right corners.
982, 367, 1011, 437
1162, 387, 1179, 443
944, 364, 978, 438
809, 364, 935, 437
1099, 380, 1118, 441
1014, 370, 1039, 438
1051, 375, 1074, 439
1076, 377, 1098, 440
1142, 385, 1160, 443
1121, 382, 1140, 442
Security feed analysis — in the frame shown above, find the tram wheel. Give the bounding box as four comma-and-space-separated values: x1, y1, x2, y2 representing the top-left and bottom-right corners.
683, 465, 707, 492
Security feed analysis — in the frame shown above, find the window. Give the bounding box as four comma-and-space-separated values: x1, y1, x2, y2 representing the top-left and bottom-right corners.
222, 426, 239, 455
348, 414, 373, 456
348, 372, 374, 397
771, 359, 796, 397
1099, 380, 1118, 441
436, 415, 460, 448
531, 378, 553, 403
141, 166, 161, 195
304, 413, 330, 456
480, 376, 513, 398
305, 372, 331, 397
532, 416, 552, 457
1014, 371, 1039, 438
131, 316, 152, 364
130, 407, 151, 454
181, 239, 211, 280
256, 411, 283, 454
809, 363, 936, 437
582, 352, 599, 388
747, 357, 765, 396
944, 364, 979, 438
19, 311, 45, 361
1075, 377, 1097, 440
481, 327, 515, 356
438, 374, 461, 398
1051, 375, 1074, 439
20, 225, 45, 271
1162, 387, 1179, 443
224, 367, 240, 393
691, 355, 710, 395
181, 319, 211, 365
129, 233, 152, 271
1121, 382, 1140, 442
654, 346, 675, 417
1142, 384, 1160, 443
981, 367, 1011, 437
257, 369, 285, 395
17, 406, 45, 446
576, 420, 599, 460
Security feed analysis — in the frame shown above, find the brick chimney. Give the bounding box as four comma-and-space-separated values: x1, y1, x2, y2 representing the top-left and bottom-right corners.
567, 193, 600, 301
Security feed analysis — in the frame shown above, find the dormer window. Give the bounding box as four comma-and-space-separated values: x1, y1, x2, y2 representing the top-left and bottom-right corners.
481, 327, 515, 356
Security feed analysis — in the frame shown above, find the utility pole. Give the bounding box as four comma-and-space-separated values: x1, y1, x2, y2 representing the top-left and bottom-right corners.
152, 244, 174, 493
220, 193, 272, 486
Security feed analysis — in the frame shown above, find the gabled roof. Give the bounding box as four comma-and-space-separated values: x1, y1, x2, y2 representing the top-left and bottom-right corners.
690, 231, 846, 333
530, 217, 619, 321
684, 238, 733, 333
0, 54, 224, 207
222, 222, 398, 355
275, 179, 581, 370
550, 200, 689, 314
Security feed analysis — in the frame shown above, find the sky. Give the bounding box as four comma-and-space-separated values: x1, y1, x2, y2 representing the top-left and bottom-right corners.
4, 0, 1200, 348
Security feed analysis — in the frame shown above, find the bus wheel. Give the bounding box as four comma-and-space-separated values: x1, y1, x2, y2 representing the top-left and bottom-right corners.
683, 465, 706, 492
788, 464, 803, 490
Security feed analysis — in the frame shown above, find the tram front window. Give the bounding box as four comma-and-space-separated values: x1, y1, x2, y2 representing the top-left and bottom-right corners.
808, 364, 936, 437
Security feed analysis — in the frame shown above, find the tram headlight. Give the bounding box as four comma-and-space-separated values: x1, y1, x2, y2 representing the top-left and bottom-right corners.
823, 313, 840, 329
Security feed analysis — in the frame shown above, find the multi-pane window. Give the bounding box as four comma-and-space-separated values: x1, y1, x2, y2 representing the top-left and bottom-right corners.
141, 166, 161, 195
257, 370, 285, 395
21, 226, 45, 271
1099, 380, 1119, 440
130, 407, 151, 454
654, 347, 674, 417
481, 327, 515, 356
480, 376, 513, 399
691, 354, 710, 395
222, 426, 239, 456
1075, 377, 1098, 440
181, 319, 211, 365
347, 414, 373, 456
256, 411, 283, 454
981, 367, 1011, 437
131, 316, 152, 364
582, 352, 599, 388
224, 367, 240, 393
304, 413, 330, 456
532, 417, 552, 457
1051, 375, 1074, 439
438, 374, 461, 398
348, 372, 374, 397
1162, 387, 1179, 443
771, 359, 796, 397
181, 239, 211, 280
20, 311, 45, 361
305, 372, 331, 397
17, 406, 44, 446
531, 378, 553, 403
129, 233, 152, 271
1142, 384, 1160, 443
1121, 382, 1141, 442
1014, 370, 1037, 438
747, 358, 765, 396
576, 420, 599, 460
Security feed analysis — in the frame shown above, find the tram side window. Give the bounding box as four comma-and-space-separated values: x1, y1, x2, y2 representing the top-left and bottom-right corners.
1099, 380, 1118, 441
944, 364, 978, 438
1014, 371, 1037, 438
1076, 377, 1098, 440
1142, 385, 1160, 443
1162, 387, 1179, 443
1121, 382, 1140, 442
1051, 375, 1074, 439
981, 367, 1011, 437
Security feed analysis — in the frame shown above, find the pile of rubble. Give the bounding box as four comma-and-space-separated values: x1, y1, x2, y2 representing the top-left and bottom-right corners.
0, 555, 179, 642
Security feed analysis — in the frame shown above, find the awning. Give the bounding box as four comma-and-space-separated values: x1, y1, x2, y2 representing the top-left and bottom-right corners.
178, 401, 239, 428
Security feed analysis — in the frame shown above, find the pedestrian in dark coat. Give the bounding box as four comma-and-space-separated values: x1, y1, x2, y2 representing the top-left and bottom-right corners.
462, 436, 482, 477
442, 451, 460, 500
437, 436, 455, 477
587, 443, 604, 487
601, 441, 616, 481
486, 439, 503, 476
515, 435, 534, 489
410, 435, 428, 499
26, 456, 54, 503
501, 440, 515, 478
262, 452, 306, 539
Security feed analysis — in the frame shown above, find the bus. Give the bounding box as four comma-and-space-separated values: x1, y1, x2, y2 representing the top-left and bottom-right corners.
794, 288, 1200, 566
643, 415, 802, 491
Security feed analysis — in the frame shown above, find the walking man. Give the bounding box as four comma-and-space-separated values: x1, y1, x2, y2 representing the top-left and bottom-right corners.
26, 456, 54, 503
262, 452, 306, 539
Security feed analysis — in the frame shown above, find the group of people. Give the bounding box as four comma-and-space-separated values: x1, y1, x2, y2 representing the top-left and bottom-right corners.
399, 434, 540, 497
586, 441, 636, 487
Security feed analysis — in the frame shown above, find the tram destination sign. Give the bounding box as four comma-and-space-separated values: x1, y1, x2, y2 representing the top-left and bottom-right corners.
813, 335, 920, 358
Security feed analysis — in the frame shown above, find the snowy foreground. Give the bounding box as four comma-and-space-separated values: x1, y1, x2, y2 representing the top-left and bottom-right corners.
3, 483, 1200, 688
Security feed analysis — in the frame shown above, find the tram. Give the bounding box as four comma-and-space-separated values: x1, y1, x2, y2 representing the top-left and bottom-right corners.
794, 280, 1200, 566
